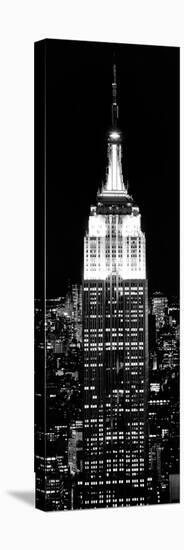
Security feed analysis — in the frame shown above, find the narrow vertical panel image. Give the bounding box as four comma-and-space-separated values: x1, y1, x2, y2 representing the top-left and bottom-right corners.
34, 39, 180, 511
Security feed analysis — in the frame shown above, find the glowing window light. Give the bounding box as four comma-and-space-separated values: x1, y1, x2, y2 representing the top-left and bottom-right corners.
110, 131, 120, 140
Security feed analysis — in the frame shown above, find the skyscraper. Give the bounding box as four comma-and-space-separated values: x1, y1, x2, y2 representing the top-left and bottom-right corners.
152, 292, 168, 333
148, 298, 179, 505
82, 66, 149, 508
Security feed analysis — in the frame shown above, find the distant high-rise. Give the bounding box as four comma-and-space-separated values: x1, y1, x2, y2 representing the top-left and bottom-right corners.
35, 296, 83, 511
148, 305, 179, 504
82, 66, 149, 508
152, 292, 168, 333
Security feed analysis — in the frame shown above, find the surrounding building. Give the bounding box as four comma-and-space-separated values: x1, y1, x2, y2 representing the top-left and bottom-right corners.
82, 66, 149, 508
151, 292, 168, 333
148, 297, 179, 504
35, 291, 83, 511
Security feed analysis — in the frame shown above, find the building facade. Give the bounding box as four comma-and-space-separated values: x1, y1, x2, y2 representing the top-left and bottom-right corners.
35, 293, 83, 511
82, 66, 149, 508
152, 292, 168, 333
148, 298, 179, 504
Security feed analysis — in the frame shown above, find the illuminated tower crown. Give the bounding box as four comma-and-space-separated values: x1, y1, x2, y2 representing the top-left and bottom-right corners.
84, 65, 146, 281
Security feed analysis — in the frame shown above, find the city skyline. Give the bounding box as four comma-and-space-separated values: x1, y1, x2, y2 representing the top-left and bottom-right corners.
37, 40, 179, 299
35, 283, 179, 509
34, 39, 180, 511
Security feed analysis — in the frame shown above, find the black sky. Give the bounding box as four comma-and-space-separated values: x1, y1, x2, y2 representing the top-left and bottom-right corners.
43, 39, 179, 299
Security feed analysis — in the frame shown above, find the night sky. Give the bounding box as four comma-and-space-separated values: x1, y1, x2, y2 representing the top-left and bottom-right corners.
43, 39, 179, 299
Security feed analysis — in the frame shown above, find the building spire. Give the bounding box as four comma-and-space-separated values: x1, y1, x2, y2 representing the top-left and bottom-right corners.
98, 64, 129, 196
112, 64, 119, 129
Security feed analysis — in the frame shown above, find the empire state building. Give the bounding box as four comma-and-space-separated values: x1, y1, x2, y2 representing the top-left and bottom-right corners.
82, 66, 149, 509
